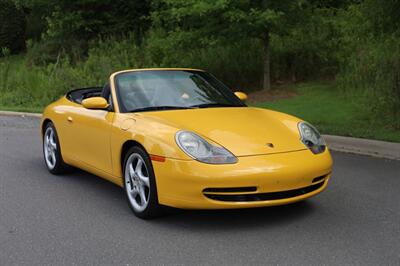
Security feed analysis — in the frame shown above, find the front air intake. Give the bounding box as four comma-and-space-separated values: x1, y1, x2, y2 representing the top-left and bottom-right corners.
203, 182, 324, 202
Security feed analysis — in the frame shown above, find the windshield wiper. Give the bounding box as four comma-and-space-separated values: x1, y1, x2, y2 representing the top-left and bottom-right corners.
190, 103, 243, 108
128, 106, 195, 113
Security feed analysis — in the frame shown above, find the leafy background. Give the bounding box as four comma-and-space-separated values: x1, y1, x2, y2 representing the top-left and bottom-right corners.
0, 0, 399, 141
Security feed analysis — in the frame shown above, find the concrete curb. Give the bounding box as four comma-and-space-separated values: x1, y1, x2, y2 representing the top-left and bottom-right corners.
0, 110, 42, 118
0, 111, 399, 160
323, 135, 400, 161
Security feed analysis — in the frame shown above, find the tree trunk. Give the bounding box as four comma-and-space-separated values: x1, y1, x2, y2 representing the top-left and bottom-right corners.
262, 31, 271, 90
288, 56, 297, 83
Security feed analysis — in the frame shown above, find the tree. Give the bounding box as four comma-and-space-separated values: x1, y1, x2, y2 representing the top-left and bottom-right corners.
43, 0, 150, 44
0, 0, 26, 54
11, 0, 151, 52
152, 0, 304, 90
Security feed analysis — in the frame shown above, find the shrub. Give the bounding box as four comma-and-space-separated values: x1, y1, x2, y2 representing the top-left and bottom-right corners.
338, 37, 400, 129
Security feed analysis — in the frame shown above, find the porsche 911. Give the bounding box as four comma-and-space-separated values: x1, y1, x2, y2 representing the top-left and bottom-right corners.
41, 68, 333, 218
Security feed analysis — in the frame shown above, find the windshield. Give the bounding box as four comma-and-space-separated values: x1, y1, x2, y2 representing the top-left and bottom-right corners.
114, 70, 246, 113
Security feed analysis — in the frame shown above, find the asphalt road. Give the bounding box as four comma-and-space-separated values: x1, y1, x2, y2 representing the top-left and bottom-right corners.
1, 116, 399, 266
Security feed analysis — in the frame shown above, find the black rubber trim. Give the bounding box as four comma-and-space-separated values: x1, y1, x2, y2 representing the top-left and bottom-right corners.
203, 186, 257, 193
312, 175, 327, 183
204, 181, 325, 202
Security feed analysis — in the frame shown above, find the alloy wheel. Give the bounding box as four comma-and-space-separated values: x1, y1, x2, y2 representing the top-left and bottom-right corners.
44, 126, 57, 170
124, 153, 151, 212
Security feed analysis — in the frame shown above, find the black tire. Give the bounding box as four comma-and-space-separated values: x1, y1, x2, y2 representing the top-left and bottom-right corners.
123, 146, 162, 219
42, 122, 68, 175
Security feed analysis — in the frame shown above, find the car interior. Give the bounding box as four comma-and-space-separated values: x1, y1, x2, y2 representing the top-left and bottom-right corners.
66, 84, 113, 109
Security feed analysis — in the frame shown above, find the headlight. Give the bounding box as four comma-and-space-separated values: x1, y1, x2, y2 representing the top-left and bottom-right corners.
175, 131, 237, 164
298, 122, 326, 154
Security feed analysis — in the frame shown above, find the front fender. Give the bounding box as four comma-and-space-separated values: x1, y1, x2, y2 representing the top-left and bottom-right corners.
110, 113, 192, 178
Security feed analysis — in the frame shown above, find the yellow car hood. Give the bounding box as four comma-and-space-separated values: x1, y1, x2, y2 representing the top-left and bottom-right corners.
140, 107, 307, 157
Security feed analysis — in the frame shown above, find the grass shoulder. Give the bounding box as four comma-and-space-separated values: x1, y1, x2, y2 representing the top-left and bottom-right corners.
253, 81, 400, 143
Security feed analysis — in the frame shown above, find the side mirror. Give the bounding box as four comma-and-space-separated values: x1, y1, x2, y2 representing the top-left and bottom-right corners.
234, 91, 248, 101
82, 97, 109, 110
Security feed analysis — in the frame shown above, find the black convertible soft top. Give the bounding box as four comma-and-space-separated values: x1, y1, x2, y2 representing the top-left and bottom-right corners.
66, 87, 102, 104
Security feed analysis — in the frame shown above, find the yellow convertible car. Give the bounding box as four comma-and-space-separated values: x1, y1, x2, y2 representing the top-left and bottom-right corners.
41, 68, 333, 218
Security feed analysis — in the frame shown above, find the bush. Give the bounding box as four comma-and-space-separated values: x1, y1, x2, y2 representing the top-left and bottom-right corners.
338, 37, 400, 129
0, 36, 143, 109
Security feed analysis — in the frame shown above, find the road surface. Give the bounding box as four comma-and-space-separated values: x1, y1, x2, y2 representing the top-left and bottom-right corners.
1, 116, 399, 265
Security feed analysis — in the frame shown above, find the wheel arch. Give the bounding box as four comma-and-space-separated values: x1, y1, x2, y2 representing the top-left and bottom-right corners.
41, 118, 53, 137
120, 140, 149, 170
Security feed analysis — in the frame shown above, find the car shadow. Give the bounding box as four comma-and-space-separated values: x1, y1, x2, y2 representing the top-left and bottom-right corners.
39, 161, 317, 230
151, 201, 316, 231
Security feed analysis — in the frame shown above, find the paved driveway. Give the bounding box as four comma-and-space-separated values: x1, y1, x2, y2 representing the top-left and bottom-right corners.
1, 116, 399, 265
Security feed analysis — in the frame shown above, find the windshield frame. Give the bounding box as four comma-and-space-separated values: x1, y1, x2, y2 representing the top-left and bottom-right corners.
113, 70, 247, 113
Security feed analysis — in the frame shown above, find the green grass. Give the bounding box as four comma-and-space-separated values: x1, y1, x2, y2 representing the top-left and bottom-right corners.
256, 82, 400, 143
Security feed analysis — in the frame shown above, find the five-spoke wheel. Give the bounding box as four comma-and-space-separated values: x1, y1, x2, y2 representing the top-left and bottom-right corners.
123, 146, 161, 218
44, 126, 57, 170
42, 122, 67, 174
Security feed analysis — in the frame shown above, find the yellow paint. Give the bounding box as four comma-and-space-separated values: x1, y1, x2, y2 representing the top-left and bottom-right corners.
41, 69, 333, 209
82, 97, 109, 109
154, 151, 332, 209
234, 91, 248, 101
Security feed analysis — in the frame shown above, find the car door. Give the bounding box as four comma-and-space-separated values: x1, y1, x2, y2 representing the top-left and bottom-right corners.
66, 106, 114, 174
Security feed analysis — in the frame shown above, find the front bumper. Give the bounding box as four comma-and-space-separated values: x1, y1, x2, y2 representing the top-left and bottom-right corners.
153, 149, 333, 209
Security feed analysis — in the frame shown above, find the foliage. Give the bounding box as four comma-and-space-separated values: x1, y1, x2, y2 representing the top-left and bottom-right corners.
43, 0, 150, 42
0, 0, 26, 54
151, 0, 305, 89
152, 0, 294, 37
0, 34, 264, 110
337, 0, 400, 129
1, 0, 400, 136
143, 29, 263, 89
278, 3, 342, 81
12, 0, 150, 64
